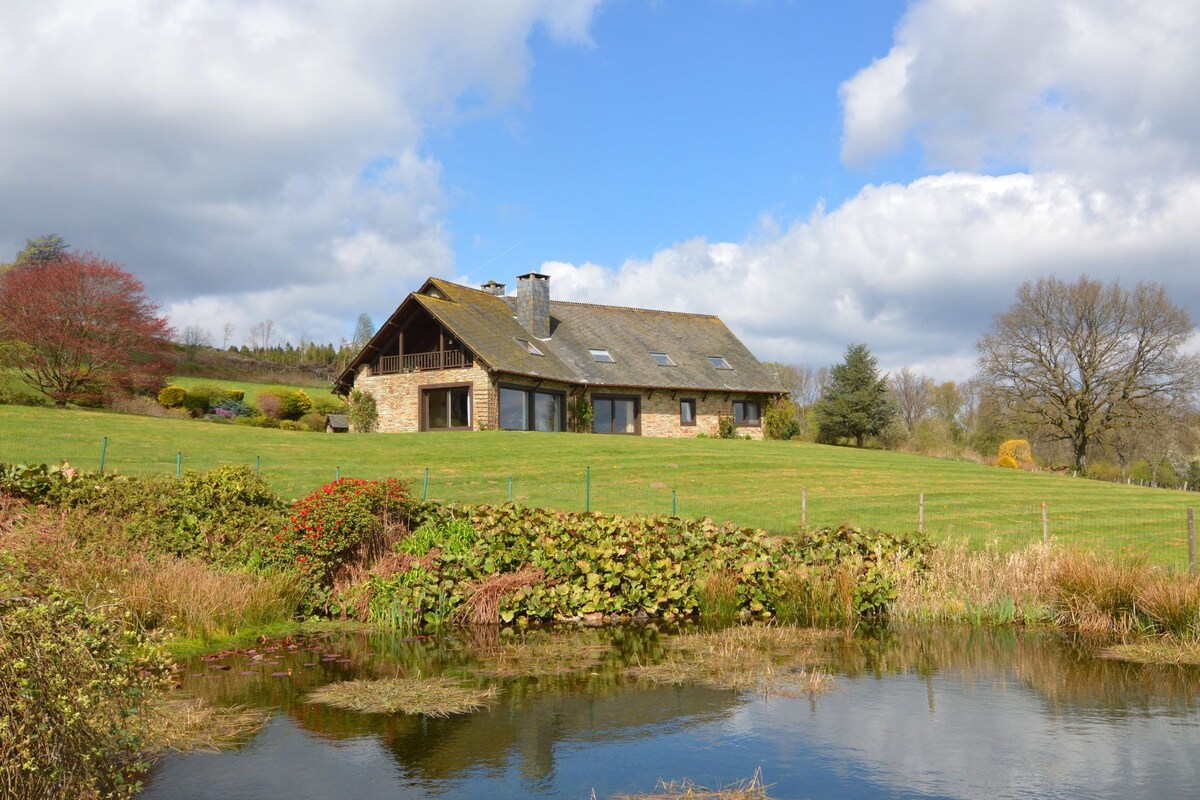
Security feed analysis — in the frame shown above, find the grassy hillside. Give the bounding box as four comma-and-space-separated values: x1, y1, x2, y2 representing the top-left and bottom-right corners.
165, 375, 342, 409
1, 405, 1196, 568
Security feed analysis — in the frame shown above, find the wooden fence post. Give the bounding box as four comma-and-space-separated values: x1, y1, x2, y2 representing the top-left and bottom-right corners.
918, 493, 925, 535
1042, 501, 1048, 545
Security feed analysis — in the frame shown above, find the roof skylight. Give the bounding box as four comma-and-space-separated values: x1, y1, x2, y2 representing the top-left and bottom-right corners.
515, 338, 544, 356
708, 355, 732, 370
589, 348, 615, 363
651, 352, 675, 366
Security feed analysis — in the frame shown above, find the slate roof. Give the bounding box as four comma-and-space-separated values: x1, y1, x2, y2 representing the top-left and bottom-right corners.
339, 277, 784, 394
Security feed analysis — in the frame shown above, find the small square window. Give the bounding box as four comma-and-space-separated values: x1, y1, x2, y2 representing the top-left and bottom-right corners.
708, 356, 732, 370
515, 338, 544, 356
589, 348, 615, 363
680, 398, 696, 426
651, 352, 675, 367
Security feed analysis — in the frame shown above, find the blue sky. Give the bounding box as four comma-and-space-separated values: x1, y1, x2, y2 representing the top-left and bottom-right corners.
437, 1, 908, 275
2, 1, 1198, 378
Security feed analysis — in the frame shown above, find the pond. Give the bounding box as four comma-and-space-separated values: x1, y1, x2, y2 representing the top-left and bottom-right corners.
143, 625, 1200, 799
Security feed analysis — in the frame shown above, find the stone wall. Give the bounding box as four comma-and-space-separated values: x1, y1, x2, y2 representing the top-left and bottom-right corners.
631, 390, 766, 440
355, 363, 492, 432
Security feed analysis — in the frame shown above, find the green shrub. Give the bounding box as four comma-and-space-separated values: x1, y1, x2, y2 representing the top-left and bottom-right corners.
309, 395, 347, 414
0, 558, 170, 799
567, 395, 594, 433
0, 461, 82, 501
717, 413, 737, 439
47, 466, 288, 564
224, 388, 245, 402
299, 412, 327, 431
763, 399, 802, 440
348, 389, 378, 433
793, 524, 932, 619
156, 385, 186, 408
280, 390, 312, 421
279, 420, 306, 431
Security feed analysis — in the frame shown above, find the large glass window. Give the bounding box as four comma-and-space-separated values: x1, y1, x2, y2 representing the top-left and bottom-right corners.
733, 400, 760, 427
499, 387, 529, 430
499, 384, 565, 432
423, 385, 471, 430
593, 395, 639, 434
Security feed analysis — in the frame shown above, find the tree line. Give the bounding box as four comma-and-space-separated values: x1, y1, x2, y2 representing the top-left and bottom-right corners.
768, 275, 1200, 489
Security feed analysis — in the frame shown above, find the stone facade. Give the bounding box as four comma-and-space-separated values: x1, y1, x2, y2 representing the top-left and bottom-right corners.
607, 389, 765, 440
355, 363, 493, 432
356, 363, 769, 439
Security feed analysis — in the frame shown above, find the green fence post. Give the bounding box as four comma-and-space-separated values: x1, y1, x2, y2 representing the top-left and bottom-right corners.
672, 490, 677, 517
508, 476, 513, 502
335, 466, 340, 481
422, 468, 429, 501
175, 451, 182, 478
98, 436, 108, 475
255, 456, 260, 475
586, 466, 591, 512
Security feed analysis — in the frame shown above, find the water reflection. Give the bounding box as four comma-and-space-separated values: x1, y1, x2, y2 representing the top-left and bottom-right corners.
144, 625, 1200, 799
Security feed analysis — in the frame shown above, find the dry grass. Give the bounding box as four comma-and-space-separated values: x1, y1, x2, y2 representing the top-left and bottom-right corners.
1051, 551, 1151, 636
305, 677, 498, 716
120, 559, 305, 641
612, 769, 774, 799
455, 566, 546, 625
135, 696, 269, 754
0, 499, 303, 641
893, 540, 1061, 624
1097, 638, 1200, 665
467, 629, 614, 678
628, 624, 834, 696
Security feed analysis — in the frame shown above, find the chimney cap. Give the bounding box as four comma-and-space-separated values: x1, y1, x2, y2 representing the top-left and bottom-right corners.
516, 272, 550, 281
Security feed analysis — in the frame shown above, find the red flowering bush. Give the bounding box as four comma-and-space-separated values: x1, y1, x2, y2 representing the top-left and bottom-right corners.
275, 478, 414, 591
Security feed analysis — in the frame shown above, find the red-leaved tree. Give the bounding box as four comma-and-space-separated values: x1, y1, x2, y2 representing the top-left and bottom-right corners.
0, 252, 175, 406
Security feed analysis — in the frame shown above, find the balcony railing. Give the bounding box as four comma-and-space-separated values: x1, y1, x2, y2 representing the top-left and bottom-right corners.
376, 350, 472, 374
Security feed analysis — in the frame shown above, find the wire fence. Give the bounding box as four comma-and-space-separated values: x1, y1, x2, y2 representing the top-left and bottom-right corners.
1, 428, 1196, 572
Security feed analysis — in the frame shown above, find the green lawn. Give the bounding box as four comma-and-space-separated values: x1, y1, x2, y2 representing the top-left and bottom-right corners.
1, 405, 1196, 568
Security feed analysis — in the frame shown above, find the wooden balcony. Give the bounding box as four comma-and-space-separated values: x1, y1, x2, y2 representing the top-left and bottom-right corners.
376, 350, 472, 374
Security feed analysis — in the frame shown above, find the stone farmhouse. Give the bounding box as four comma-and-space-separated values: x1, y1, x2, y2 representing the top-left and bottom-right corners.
334, 274, 785, 438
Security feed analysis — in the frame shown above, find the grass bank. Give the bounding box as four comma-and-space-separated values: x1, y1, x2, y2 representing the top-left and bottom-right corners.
2, 404, 1198, 565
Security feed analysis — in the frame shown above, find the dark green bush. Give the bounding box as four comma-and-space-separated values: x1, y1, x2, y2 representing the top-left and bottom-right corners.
224, 388, 245, 402
0, 558, 170, 799
717, 413, 737, 439
298, 412, 327, 431
213, 398, 253, 417
309, 394, 347, 414
763, 399, 802, 440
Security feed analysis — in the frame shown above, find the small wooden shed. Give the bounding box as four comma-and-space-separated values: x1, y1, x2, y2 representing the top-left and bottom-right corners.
325, 414, 350, 433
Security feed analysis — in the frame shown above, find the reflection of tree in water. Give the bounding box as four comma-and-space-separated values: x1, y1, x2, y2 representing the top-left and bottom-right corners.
175, 624, 742, 784
826, 626, 1200, 716
173, 623, 1200, 787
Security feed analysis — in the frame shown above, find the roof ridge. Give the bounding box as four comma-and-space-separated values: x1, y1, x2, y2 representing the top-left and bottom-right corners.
547, 298, 719, 319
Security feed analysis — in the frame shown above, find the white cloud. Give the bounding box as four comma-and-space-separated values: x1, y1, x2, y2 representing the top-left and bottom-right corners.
532, 0, 1200, 383
541, 172, 1200, 379
840, 0, 1200, 180
0, 0, 601, 345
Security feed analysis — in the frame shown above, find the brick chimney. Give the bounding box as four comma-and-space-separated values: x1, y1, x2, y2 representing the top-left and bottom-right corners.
481, 279, 506, 296
516, 272, 550, 339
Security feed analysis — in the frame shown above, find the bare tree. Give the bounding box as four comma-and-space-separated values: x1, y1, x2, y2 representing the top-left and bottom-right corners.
221, 322, 235, 350
247, 319, 276, 353
179, 325, 210, 360
889, 367, 934, 431
977, 276, 1200, 473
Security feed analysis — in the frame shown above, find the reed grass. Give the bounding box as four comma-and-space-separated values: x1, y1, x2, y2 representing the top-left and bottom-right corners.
613, 769, 774, 799
467, 630, 614, 678
135, 697, 269, 754
306, 677, 498, 716
628, 624, 834, 696
696, 570, 740, 621
1097, 639, 1200, 665
772, 563, 860, 626
892, 541, 1061, 625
